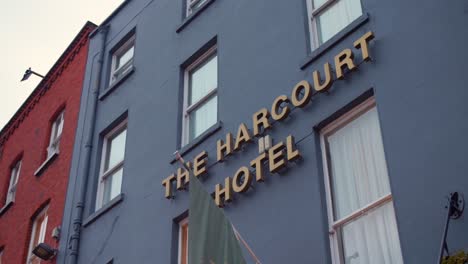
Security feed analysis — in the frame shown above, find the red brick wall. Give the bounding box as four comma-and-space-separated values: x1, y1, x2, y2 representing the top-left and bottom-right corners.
0, 26, 93, 264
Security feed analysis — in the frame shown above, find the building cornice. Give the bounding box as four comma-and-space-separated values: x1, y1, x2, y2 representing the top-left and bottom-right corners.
0, 22, 97, 149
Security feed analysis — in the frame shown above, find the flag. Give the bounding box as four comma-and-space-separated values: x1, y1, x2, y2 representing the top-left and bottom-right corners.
188, 173, 247, 264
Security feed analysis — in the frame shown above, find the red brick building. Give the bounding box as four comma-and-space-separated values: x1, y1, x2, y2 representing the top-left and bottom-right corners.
0, 22, 96, 264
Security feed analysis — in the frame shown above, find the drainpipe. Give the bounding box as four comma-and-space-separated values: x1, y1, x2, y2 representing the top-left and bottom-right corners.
68, 24, 109, 264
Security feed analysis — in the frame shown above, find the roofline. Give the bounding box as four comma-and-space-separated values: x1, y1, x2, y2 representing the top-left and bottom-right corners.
0, 21, 97, 145
90, 0, 132, 38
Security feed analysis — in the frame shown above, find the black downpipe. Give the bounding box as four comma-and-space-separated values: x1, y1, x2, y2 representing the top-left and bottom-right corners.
69, 25, 109, 264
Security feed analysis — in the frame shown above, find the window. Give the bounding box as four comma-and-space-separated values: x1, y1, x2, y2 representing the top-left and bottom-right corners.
186, 0, 208, 16
178, 218, 189, 264
96, 121, 127, 209
5, 160, 21, 205
320, 98, 403, 264
110, 35, 135, 85
182, 47, 218, 146
47, 111, 64, 158
27, 206, 48, 264
307, 0, 362, 49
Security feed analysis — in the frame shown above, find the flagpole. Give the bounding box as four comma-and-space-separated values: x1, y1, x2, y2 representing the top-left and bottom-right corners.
232, 225, 262, 264
174, 150, 263, 264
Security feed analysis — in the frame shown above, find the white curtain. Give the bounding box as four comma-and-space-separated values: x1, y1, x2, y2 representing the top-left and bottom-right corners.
327, 108, 403, 264
317, 0, 362, 43
188, 55, 218, 140
104, 167, 123, 203
6, 162, 21, 204
341, 203, 404, 264
190, 55, 217, 105
190, 95, 217, 139
117, 45, 134, 68
106, 129, 127, 171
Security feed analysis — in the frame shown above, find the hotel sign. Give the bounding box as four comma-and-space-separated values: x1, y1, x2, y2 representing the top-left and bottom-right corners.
162, 31, 375, 207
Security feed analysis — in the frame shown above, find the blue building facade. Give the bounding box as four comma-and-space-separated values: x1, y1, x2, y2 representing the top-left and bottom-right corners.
58, 0, 468, 263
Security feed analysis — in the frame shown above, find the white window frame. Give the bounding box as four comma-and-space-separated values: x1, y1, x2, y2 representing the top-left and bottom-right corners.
96, 120, 127, 210
178, 218, 189, 264
182, 46, 218, 146
320, 98, 396, 263
27, 205, 48, 264
186, 0, 208, 16
306, 0, 362, 50
47, 111, 64, 158
110, 35, 135, 85
6, 160, 21, 204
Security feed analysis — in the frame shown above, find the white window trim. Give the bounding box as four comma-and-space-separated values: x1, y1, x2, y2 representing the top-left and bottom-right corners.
181, 46, 218, 146
27, 205, 49, 264
306, 0, 362, 50
6, 160, 21, 204
320, 98, 395, 264
110, 35, 136, 86
178, 218, 189, 264
186, 0, 207, 16
96, 120, 127, 210
47, 111, 64, 158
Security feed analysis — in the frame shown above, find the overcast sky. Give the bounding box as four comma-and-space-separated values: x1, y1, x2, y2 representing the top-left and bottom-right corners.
0, 0, 124, 130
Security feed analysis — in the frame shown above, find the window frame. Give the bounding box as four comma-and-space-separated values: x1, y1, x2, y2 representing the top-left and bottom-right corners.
96, 120, 128, 210
178, 218, 189, 264
306, 0, 363, 50
27, 205, 48, 264
109, 35, 136, 86
320, 98, 396, 263
6, 160, 21, 205
47, 110, 65, 158
186, 0, 209, 16
182, 46, 218, 146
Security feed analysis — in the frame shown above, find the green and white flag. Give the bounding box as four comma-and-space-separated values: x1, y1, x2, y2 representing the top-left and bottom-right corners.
188, 173, 247, 264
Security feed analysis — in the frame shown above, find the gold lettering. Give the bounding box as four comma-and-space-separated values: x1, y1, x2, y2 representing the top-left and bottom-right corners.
162, 174, 176, 198
232, 166, 252, 193
234, 123, 252, 151
286, 135, 301, 162
252, 108, 271, 137
176, 167, 189, 190
215, 177, 233, 207
250, 152, 268, 182
313, 63, 333, 93
271, 95, 290, 121
291, 80, 312, 108
354, 31, 375, 62
217, 133, 233, 162
334, 48, 356, 80
269, 141, 286, 173
193, 151, 208, 177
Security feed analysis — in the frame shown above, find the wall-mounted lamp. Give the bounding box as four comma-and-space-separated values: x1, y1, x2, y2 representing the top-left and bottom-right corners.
438, 191, 465, 263
32, 243, 57, 260
20, 67, 44, 82
52, 226, 61, 241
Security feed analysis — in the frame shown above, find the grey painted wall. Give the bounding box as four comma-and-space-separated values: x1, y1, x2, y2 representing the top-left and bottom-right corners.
58, 0, 468, 263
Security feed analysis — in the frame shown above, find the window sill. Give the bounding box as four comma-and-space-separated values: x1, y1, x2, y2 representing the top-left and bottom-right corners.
300, 13, 370, 70
170, 120, 222, 164
34, 152, 59, 177
176, 0, 216, 33
99, 66, 135, 101
0, 201, 14, 217
83, 193, 124, 227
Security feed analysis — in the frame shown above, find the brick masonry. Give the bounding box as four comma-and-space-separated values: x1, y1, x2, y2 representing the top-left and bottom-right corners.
0, 23, 95, 263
